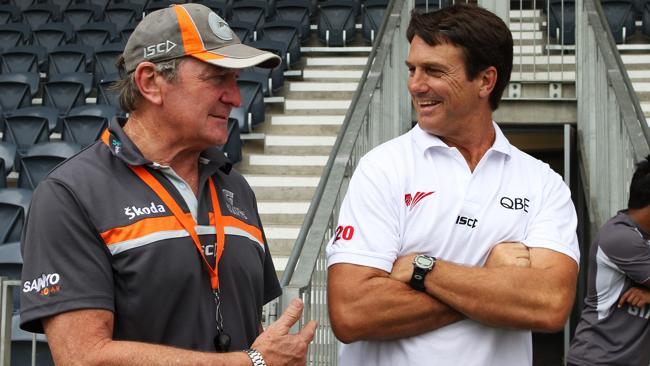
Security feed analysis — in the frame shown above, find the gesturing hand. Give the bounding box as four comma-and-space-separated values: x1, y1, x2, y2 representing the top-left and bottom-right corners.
251, 299, 317, 366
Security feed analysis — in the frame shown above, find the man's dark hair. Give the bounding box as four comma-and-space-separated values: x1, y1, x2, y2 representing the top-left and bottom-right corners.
406, 4, 513, 110
629, 155, 650, 209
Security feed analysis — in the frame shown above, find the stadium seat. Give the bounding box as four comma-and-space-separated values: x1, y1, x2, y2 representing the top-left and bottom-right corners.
0, 45, 47, 73
62, 105, 117, 147
275, 0, 311, 43
145, 0, 187, 15
7, 106, 59, 137
279, 0, 316, 15
192, 0, 232, 20
259, 21, 301, 68
96, 72, 121, 108
229, 19, 256, 43
18, 142, 81, 190
218, 118, 242, 164
49, 0, 73, 11
0, 142, 16, 177
0, 5, 21, 24
118, 20, 137, 46
548, 0, 576, 44
363, 0, 389, 44
33, 22, 75, 52
105, 2, 142, 32
21, 4, 60, 30
0, 73, 37, 115
239, 67, 274, 97
93, 43, 124, 77
42, 78, 88, 117
248, 40, 290, 71
11, 314, 54, 365
232, 1, 267, 31
0, 188, 31, 245
47, 44, 94, 75
63, 2, 104, 30
229, 78, 264, 133
600, 0, 636, 43
232, 0, 275, 18
0, 23, 31, 48
317, 0, 356, 46
3, 113, 50, 155
86, 0, 111, 11
414, 0, 452, 12
48, 71, 93, 98
75, 21, 118, 47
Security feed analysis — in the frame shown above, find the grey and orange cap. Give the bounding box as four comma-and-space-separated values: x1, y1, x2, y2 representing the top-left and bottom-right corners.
122, 3, 281, 73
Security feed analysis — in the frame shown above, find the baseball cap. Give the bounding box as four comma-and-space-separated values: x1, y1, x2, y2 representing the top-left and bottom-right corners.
122, 3, 281, 73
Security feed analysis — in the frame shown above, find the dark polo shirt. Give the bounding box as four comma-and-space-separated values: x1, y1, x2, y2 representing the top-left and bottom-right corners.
20, 119, 281, 352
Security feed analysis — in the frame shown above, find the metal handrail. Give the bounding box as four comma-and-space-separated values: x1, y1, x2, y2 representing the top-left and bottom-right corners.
280, 0, 402, 287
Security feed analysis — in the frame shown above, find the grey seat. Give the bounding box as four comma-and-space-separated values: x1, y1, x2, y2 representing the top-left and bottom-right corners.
63, 2, 104, 30
601, 0, 636, 43
192, 0, 232, 20
362, 0, 389, 44
96, 72, 121, 109
0, 46, 47, 73
317, 0, 356, 46
3, 113, 50, 155
62, 105, 117, 147
229, 79, 264, 133
42, 78, 88, 116
0, 23, 31, 48
0, 188, 31, 245
105, 3, 142, 32
76, 21, 118, 47
0, 142, 17, 178
47, 44, 94, 75
232, 1, 267, 31
0, 73, 37, 115
218, 118, 242, 164
93, 43, 124, 77
18, 142, 81, 190
229, 19, 256, 43
0, 4, 20, 24
246, 41, 285, 85
548, 0, 576, 44
21, 4, 60, 30
275, 0, 311, 43
33, 22, 75, 52
239, 67, 273, 97
8, 106, 59, 137
48, 72, 93, 100
259, 21, 301, 68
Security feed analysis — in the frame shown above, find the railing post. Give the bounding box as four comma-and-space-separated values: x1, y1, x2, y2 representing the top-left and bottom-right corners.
0, 278, 12, 366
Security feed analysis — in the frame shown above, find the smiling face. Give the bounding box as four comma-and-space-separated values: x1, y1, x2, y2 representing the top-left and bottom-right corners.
406, 36, 489, 139
160, 57, 241, 149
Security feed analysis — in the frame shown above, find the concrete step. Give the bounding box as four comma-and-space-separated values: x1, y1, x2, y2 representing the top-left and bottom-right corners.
266, 225, 301, 256
258, 201, 310, 226
245, 175, 320, 200
305, 57, 368, 68
285, 99, 351, 112
509, 9, 542, 21
509, 71, 575, 82
289, 81, 359, 92
302, 69, 363, 80
238, 154, 328, 175
264, 135, 337, 154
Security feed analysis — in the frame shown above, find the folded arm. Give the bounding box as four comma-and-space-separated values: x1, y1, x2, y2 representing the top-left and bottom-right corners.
328, 263, 464, 344
391, 247, 578, 332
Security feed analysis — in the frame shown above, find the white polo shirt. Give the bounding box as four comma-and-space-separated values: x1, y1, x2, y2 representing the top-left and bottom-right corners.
326, 122, 580, 366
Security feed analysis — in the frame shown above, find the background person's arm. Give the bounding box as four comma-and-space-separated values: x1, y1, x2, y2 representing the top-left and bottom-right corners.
43, 299, 316, 366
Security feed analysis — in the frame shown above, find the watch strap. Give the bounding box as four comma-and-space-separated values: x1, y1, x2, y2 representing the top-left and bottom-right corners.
244, 349, 266, 366
409, 267, 428, 291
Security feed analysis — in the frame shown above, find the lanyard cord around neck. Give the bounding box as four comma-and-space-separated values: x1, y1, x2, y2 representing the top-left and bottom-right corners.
128, 165, 225, 290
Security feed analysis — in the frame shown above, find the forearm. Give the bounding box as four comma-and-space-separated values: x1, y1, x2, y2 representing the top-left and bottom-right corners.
84, 340, 251, 366
424, 257, 576, 331
328, 264, 463, 343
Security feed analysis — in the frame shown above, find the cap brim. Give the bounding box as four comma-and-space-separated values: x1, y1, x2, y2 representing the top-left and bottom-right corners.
192, 43, 282, 69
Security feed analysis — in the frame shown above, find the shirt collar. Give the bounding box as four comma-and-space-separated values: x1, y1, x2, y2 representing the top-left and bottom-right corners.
411, 121, 512, 157
105, 117, 232, 174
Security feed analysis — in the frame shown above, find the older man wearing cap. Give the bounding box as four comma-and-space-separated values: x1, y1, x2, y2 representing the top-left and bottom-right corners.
19, 4, 315, 365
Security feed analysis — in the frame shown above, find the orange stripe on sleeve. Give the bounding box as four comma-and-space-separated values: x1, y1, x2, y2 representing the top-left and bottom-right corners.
101, 214, 192, 246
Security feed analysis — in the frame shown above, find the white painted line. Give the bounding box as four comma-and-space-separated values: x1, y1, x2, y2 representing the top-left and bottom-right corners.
266, 226, 300, 240
264, 96, 284, 103
302, 70, 363, 79
622, 54, 650, 64
633, 82, 650, 92
510, 31, 543, 40
626, 70, 650, 79
257, 201, 310, 214
244, 175, 321, 187
300, 46, 372, 53
513, 55, 576, 64
509, 22, 540, 31
514, 45, 544, 55
249, 155, 329, 166
266, 135, 337, 146
306, 57, 367, 66
509, 9, 541, 18
510, 71, 576, 82
285, 99, 350, 110
271, 115, 344, 125
641, 102, 650, 112
290, 82, 358, 92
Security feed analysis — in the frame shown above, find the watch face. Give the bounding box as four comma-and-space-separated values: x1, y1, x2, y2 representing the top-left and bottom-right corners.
415, 255, 434, 268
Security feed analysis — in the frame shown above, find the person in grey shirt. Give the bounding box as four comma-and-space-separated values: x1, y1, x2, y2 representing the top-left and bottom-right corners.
567, 155, 650, 366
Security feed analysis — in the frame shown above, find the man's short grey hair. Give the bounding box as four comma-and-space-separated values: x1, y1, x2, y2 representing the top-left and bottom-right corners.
112, 57, 185, 113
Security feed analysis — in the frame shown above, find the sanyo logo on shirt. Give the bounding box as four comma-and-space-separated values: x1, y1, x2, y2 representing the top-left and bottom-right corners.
23, 273, 60, 293
124, 202, 166, 220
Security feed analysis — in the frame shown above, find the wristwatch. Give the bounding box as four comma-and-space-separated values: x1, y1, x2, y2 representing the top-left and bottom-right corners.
244, 349, 266, 366
409, 254, 436, 291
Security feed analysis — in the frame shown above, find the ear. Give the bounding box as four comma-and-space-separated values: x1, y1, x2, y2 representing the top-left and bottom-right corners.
478, 66, 497, 100
133, 62, 163, 106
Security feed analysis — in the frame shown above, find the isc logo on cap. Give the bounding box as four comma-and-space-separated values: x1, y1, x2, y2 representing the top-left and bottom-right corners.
144, 40, 177, 58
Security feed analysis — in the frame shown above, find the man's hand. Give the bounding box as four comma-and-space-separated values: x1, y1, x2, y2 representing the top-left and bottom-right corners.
251, 299, 317, 366
485, 242, 531, 268
618, 286, 650, 308
390, 253, 418, 283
